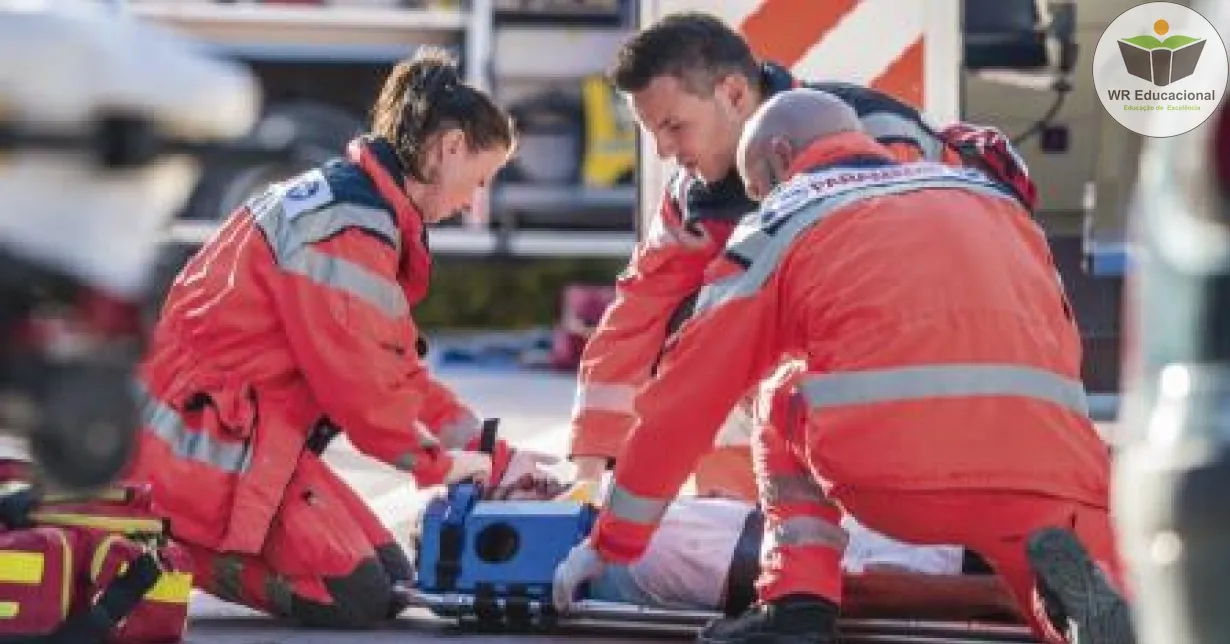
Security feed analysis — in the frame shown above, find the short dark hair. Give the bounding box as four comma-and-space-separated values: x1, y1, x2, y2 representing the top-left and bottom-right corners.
608, 12, 760, 95
371, 46, 515, 181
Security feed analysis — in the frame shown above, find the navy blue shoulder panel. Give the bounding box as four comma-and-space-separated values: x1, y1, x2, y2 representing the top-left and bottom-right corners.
318, 158, 392, 213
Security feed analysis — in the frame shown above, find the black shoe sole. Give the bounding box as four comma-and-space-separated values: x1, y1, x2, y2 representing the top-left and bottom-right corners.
697, 634, 827, 644
1027, 527, 1135, 644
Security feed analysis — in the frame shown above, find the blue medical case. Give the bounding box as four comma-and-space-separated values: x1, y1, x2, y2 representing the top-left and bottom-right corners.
416, 481, 597, 605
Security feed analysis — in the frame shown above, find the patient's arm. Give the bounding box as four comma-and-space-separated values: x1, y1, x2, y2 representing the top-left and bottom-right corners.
842, 571, 1021, 622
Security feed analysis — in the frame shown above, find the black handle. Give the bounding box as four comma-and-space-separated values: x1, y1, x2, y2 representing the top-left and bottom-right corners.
479, 418, 499, 455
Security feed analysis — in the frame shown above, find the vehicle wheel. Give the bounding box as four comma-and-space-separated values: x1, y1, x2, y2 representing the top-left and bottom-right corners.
181, 101, 366, 222
30, 361, 137, 490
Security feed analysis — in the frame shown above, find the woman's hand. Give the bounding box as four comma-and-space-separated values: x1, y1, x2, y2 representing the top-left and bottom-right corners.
442, 450, 493, 485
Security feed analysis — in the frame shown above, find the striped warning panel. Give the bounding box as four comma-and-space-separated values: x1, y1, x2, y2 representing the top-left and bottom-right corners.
643, 0, 959, 124
739, 0, 924, 108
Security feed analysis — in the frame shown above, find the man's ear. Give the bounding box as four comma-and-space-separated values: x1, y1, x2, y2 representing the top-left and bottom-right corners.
717, 73, 753, 113
769, 136, 794, 180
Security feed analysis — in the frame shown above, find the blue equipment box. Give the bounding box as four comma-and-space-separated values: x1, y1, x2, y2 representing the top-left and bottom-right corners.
417, 482, 598, 600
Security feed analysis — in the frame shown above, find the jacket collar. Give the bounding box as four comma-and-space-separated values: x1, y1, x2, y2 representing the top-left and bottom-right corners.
346, 136, 424, 238
760, 61, 800, 97
786, 131, 898, 178
346, 135, 432, 305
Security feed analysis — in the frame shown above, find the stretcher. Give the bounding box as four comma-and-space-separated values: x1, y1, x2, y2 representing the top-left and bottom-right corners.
410, 460, 1040, 642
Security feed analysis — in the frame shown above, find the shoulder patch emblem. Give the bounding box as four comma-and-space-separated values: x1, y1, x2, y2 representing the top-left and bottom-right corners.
281, 168, 334, 220
758, 181, 816, 228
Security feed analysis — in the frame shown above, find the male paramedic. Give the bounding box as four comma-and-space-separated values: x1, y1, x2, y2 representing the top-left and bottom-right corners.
554, 89, 1134, 644
566, 11, 1038, 503
125, 49, 556, 628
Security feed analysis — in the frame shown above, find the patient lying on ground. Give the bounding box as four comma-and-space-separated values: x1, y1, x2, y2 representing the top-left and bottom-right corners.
470, 477, 1020, 621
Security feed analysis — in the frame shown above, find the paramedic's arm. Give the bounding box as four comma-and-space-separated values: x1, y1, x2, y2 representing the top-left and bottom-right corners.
268, 229, 462, 486
590, 278, 776, 563
570, 188, 731, 472
418, 374, 482, 448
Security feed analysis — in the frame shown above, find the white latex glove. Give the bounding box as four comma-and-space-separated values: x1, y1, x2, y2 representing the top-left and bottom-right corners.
442, 450, 493, 485
552, 455, 605, 502
552, 539, 608, 613
499, 448, 561, 486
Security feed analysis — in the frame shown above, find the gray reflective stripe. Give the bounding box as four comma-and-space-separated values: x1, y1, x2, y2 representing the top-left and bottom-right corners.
861, 112, 944, 161
135, 383, 253, 474
0, 481, 32, 497
798, 364, 1090, 416
438, 412, 481, 449
762, 474, 828, 506
415, 422, 441, 450
766, 516, 848, 550
699, 166, 1017, 314
605, 484, 670, 526
253, 196, 408, 318
265, 573, 295, 617
213, 556, 245, 604
255, 199, 402, 259
279, 247, 409, 318
573, 383, 638, 415
393, 452, 417, 472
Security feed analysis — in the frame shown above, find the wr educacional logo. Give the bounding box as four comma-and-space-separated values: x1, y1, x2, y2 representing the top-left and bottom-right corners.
1093, 2, 1228, 138
1114, 18, 1206, 89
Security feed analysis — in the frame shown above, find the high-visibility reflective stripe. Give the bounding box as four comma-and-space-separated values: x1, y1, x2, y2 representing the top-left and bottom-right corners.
135, 383, 253, 474
798, 364, 1089, 416
860, 112, 943, 160
0, 481, 31, 497
763, 474, 828, 506
438, 411, 481, 449
697, 163, 1017, 314
605, 484, 670, 526
573, 383, 638, 416
0, 552, 43, 584
146, 572, 194, 604
280, 247, 409, 318
260, 199, 402, 258
254, 196, 409, 319
765, 516, 849, 551
31, 512, 165, 535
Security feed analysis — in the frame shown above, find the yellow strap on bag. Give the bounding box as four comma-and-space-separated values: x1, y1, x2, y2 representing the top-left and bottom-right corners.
29, 512, 165, 537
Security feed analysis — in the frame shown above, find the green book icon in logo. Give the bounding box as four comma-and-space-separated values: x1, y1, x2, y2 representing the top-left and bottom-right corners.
1118, 31, 1206, 86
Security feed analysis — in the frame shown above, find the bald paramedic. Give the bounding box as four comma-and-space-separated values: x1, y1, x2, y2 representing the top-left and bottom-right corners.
566, 12, 1040, 504
554, 89, 1134, 644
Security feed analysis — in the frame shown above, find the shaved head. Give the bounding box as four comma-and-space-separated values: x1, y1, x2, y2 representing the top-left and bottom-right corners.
737, 89, 862, 201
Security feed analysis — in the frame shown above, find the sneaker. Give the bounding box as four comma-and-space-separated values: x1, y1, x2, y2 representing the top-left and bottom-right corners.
1027, 527, 1136, 644
697, 594, 838, 644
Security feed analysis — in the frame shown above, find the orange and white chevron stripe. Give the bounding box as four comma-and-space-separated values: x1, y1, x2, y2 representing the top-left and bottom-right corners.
640, 0, 961, 124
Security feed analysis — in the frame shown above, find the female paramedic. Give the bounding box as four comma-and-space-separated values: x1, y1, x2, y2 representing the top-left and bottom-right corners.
125, 47, 551, 628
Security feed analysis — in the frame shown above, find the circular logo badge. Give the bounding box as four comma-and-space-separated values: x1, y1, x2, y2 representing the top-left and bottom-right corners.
1094, 2, 1228, 138
285, 179, 321, 200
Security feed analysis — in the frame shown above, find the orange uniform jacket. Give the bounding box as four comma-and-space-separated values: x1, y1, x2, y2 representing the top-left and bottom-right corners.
570, 64, 1033, 495
591, 132, 1105, 563
126, 137, 481, 554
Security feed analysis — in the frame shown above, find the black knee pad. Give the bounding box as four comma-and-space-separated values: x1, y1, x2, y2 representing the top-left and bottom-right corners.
374, 542, 415, 619
374, 542, 414, 584
290, 558, 394, 629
